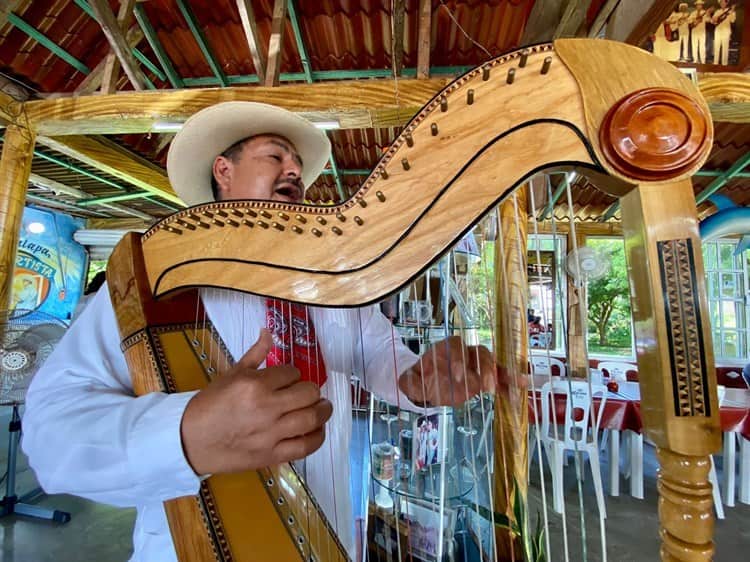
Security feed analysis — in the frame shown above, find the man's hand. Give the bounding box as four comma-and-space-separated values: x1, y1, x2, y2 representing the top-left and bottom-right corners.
180, 329, 333, 475
398, 336, 496, 407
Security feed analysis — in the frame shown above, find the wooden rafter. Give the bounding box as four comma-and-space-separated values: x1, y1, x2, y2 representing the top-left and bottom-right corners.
34, 135, 182, 206
0, 0, 23, 32
264, 0, 288, 87
521, 0, 567, 44
236, 0, 266, 84
25, 78, 452, 134
606, 0, 679, 46
587, 0, 621, 38
416, 0, 432, 79
89, 0, 147, 90
553, 0, 593, 39
76, 23, 144, 95
392, 0, 406, 77
24, 72, 750, 137
100, 0, 138, 94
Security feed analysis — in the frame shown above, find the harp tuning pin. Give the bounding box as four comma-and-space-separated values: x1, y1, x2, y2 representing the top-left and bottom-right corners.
316, 216, 327, 225
197, 221, 210, 229
259, 210, 272, 219
401, 158, 410, 171
336, 212, 346, 222
215, 209, 228, 218
380, 168, 389, 180
226, 219, 239, 227
466, 89, 474, 105
257, 220, 269, 229
278, 212, 289, 221
272, 222, 284, 231
242, 219, 254, 227
507, 68, 515, 84
247, 209, 258, 218
376, 191, 386, 202
482, 66, 490, 81
188, 213, 201, 222
312, 228, 322, 237
332, 226, 343, 235
292, 225, 303, 234
405, 133, 414, 147
541, 56, 552, 74
212, 219, 224, 227
358, 198, 367, 208
166, 226, 182, 235
431, 123, 438, 136
295, 214, 307, 223
177, 219, 196, 231
440, 96, 448, 112
354, 216, 364, 226
519, 49, 530, 68
231, 209, 243, 217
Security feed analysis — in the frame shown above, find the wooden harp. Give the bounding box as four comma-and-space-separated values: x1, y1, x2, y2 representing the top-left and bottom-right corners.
108, 39, 720, 561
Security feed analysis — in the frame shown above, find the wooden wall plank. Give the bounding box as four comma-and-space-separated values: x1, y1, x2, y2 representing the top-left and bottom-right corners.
100, 0, 138, 95
416, 0, 432, 79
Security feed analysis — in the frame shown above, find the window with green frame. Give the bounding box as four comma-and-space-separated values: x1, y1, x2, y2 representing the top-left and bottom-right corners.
702, 239, 750, 361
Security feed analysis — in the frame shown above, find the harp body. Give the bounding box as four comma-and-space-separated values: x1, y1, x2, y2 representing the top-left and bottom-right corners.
108, 39, 720, 561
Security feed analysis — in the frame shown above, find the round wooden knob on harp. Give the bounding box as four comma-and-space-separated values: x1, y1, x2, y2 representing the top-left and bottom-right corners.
598, 88, 712, 182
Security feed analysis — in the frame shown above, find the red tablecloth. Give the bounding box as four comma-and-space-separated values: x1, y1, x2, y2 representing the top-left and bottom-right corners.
528, 393, 641, 433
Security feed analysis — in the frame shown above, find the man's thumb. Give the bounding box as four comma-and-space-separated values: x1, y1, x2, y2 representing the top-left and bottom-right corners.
237, 328, 273, 369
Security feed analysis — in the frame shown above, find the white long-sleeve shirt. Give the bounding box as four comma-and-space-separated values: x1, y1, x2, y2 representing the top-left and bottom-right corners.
23, 284, 418, 561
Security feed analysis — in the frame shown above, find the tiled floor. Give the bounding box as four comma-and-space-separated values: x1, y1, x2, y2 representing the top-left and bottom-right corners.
1, 407, 748, 561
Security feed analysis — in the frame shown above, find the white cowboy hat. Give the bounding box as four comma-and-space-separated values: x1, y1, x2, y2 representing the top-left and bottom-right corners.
167, 102, 331, 206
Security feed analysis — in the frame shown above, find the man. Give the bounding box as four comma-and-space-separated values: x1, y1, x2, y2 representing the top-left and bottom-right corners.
712, 0, 736, 66
22, 102, 494, 561
689, 0, 709, 63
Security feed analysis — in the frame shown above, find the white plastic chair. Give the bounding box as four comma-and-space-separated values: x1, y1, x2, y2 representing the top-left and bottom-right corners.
597, 361, 638, 382
541, 379, 608, 518
530, 354, 566, 378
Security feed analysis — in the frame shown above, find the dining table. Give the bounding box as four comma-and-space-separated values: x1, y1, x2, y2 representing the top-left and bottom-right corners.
527, 375, 750, 503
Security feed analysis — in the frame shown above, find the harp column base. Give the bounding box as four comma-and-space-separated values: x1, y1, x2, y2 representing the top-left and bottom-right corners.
656, 447, 714, 562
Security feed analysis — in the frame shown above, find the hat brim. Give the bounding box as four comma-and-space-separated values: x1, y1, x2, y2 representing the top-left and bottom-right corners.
167, 102, 331, 206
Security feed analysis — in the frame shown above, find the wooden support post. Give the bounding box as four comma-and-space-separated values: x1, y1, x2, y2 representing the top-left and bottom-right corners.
566, 228, 589, 377
391, 0, 405, 77
0, 125, 36, 311
416, 0, 432, 79
620, 179, 721, 561
493, 186, 529, 561
89, 0, 147, 91
100, 0, 138, 94
264, 0, 288, 87
236, 0, 266, 84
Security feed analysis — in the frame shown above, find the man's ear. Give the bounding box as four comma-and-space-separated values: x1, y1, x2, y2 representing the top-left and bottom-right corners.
212, 155, 233, 196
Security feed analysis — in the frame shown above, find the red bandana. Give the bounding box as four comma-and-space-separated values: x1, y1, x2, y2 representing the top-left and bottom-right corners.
265, 299, 328, 387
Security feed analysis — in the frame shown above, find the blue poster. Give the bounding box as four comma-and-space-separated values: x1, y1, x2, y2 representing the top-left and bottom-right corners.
10, 207, 87, 323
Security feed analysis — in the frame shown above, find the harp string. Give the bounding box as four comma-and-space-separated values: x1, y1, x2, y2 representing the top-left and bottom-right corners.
527, 174, 555, 560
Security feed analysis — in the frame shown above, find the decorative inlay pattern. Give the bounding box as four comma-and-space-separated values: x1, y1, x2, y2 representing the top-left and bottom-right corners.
658, 238, 710, 417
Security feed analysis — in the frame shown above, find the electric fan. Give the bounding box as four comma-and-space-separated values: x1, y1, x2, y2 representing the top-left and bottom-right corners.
0, 309, 71, 523
564, 245, 611, 286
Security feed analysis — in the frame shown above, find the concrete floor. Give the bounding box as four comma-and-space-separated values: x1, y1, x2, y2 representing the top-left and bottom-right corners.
1, 407, 748, 562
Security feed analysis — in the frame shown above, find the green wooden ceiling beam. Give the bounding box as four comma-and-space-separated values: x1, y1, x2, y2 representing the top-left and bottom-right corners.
7, 12, 90, 74
77, 192, 153, 206
133, 4, 184, 89
132, 47, 166, 82
176, 0, 228, 87
287, 0, 313, 83
539, 172, 573, 221
181, 65, 473, 87
695, 151, 750, 205
33, 149, 126, 191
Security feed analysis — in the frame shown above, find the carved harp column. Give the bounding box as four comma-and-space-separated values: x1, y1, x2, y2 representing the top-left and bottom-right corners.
492, 186, 529, 560
561, 46, 720, 560
110, 39, 719, 561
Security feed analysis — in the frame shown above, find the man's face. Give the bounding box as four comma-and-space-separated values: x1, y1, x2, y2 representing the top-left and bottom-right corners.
212, 134, 305, 203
